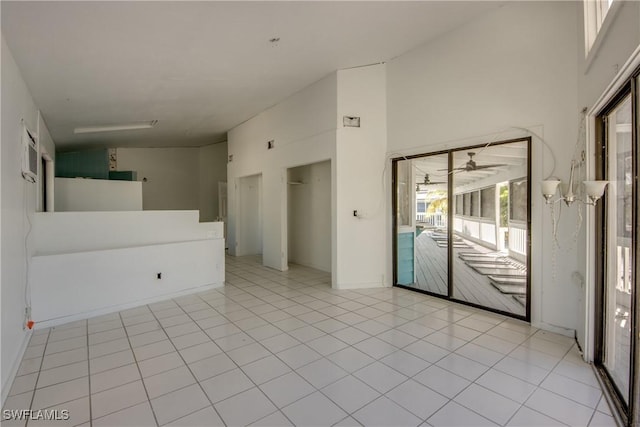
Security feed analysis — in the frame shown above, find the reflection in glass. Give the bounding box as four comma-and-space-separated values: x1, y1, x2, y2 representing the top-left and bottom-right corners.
604, 94, 632, 403
393, 140, 529, 318
451, 142, 528, 317
396, 154, 449, 295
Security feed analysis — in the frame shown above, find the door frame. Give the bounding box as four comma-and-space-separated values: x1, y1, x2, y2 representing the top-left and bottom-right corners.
391, 137, 531, 322
593, 69, 639, 427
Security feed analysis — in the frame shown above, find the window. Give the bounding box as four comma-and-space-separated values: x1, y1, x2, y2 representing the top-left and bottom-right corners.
509, 179, 528, 222
584, 0, 614, 56
455, 194, 463, 215
480, 186, 496, 219
463, 193, 471, 216
470, 191, 479, 217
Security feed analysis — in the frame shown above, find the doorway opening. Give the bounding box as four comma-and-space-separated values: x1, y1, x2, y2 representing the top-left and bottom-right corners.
287, 160, 331, 273
39, 152, 54, 212
236, 174, 262, 259
392, 137, 531, 320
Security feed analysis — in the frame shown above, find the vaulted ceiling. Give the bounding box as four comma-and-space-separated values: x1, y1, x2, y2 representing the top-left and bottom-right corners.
2, 1, 502, 150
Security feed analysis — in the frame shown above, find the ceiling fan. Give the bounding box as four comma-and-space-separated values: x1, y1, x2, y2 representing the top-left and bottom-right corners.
441, 152, 507, 172
416, 174, 446, 191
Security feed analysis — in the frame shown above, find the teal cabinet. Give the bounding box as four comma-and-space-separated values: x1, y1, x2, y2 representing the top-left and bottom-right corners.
56, 149, 138, 181
108, 171, 137, 181
56, 149, 108, 179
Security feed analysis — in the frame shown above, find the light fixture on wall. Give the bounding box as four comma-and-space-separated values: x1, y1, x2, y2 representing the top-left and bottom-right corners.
540, 107, 608, 208
541, 160, 608, 206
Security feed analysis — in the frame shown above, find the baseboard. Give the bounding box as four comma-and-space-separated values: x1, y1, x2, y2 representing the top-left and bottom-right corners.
34, 282, 224, 330
531, 320, 575, 338
1, 329, 32, 408
288, 260, 330, 273
334, 281, 384, 290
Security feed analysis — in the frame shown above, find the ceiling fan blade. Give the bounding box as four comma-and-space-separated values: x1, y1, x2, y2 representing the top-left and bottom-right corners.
473, 163, 508, 170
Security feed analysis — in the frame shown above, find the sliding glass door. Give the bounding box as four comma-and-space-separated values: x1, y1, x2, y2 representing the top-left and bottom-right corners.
393, 138, 531, 320
595, 74, 639, 425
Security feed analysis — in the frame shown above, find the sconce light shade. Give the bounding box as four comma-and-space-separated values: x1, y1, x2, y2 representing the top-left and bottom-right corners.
583, 180, 608, 204
541, 180, 561, 201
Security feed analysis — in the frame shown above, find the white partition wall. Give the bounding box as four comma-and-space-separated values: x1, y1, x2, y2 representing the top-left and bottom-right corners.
55, 177, 142, 212
30, 211, 225, 327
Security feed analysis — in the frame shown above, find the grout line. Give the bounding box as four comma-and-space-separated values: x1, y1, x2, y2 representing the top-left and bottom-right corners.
24, 328, 51, 427
116, 310, 161, 427
145, 300, 230, 426
85, 321, 93, 427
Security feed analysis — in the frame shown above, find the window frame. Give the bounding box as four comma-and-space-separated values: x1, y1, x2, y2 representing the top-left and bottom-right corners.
584, 0, 623, 68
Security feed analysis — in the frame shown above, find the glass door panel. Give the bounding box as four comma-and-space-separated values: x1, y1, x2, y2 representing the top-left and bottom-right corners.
395, 155, 449, 295
396, 159, 416, 286
413, 155, 449, 295
603, 93, 632, 404
451, 141, 529, 317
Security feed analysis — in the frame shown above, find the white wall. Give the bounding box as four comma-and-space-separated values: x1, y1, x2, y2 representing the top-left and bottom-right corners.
33, 210, 221, 255
54, 177, 142, 212
199, 142, 228, 222
227, 73, 337, 269
31, 240, 223, 326
335, 65, 388, 288
30, 211, 224, 326
288, 161, 331, 272
117, 147, 199, 211
0, 37, 55, 404
228, 65, 388, 289
387, 2, 579, 333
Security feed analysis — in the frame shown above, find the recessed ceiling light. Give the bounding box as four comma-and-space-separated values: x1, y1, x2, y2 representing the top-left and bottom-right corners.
74, 120, 158, 134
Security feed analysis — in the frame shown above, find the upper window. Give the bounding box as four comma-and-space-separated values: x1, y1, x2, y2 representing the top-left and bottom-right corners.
584, 0, 613, 56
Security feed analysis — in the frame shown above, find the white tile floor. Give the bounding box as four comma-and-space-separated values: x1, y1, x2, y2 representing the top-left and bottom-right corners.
3, 256, 617, 427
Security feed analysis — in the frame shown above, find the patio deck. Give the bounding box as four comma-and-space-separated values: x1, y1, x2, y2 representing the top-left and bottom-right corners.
411, 231, 526, 316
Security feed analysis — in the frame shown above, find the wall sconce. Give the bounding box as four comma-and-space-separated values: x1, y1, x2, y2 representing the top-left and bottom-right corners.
541, 160, 608, 206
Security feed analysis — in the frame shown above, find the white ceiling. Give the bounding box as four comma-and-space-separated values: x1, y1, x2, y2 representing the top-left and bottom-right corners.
2, 1, 501, 150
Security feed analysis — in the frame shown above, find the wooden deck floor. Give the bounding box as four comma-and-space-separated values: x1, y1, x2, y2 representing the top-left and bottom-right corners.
410, 231, 526, 316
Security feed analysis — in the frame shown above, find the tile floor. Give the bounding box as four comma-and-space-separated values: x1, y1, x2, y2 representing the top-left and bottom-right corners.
3, 256, 617, 427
